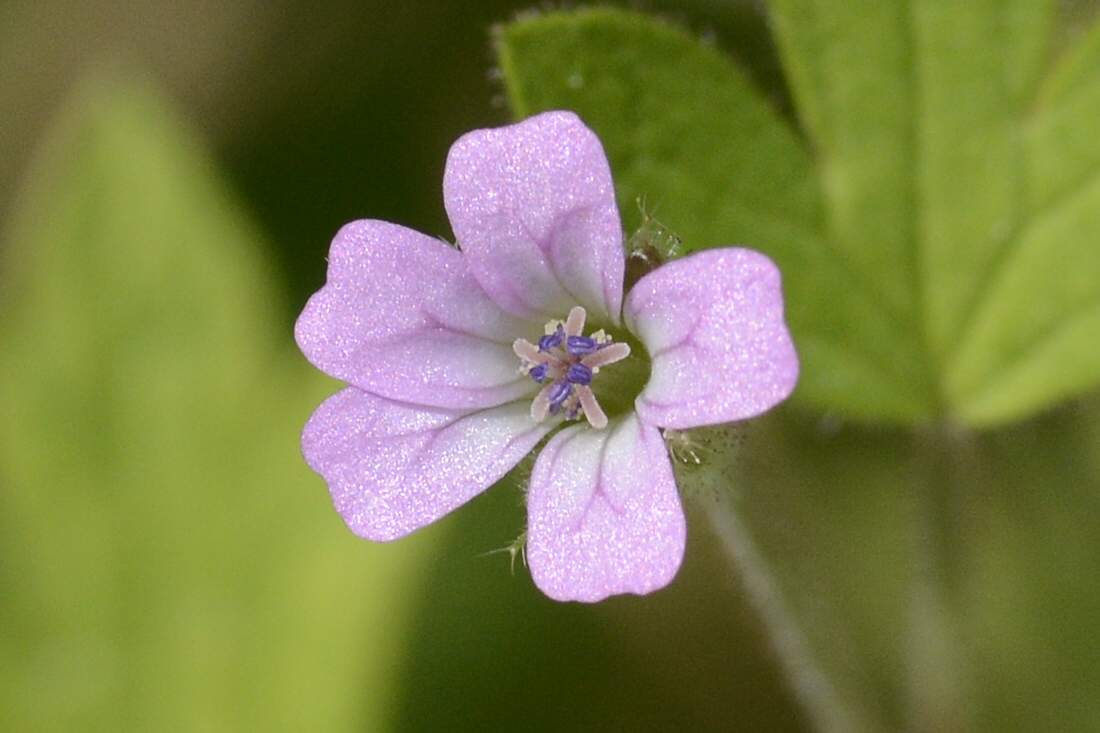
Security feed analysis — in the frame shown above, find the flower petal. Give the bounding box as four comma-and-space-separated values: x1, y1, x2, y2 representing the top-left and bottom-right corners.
526, 415, 685, 602
295, 220, 538, 409
303, 388, 552, 541
625, 249, 799, 429
443, 111, 625, 324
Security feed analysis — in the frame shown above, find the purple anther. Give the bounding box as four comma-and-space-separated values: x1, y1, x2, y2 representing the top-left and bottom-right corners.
566, 335, 598, 356
538, 327, 564, 352
547, 380, 572, 411
528, 363, 549, 383
565, 363, 592, 385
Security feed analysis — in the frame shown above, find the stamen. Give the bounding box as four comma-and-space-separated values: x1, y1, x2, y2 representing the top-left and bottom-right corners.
564, 306, 587, 337
565, 363, 592, 385
560, 391, 582, 420
566, 335, 598, 356
538, 327, 564, 352
576, 386, 608, 429
547, 381, 572, 413
529, 363, 549, 383
514, 338, 552, 364
518, 308, 633, 429
582, 342, 631, 370
531, 383, 554, 422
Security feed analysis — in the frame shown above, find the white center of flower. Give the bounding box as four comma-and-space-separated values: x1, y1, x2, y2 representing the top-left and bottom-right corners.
512, 306, 631, 430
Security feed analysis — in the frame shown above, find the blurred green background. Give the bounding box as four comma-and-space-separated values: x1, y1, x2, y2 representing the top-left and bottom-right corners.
3, 1, 1100, 731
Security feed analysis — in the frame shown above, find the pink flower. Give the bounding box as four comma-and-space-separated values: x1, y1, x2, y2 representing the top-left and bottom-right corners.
296, 111, 798, 602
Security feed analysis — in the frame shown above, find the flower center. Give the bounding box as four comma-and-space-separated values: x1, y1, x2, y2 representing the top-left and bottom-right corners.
512, 306, 633, 430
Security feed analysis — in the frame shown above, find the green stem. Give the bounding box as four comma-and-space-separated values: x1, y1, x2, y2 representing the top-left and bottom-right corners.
701, 490, 866, 733
905, 427, 973, 733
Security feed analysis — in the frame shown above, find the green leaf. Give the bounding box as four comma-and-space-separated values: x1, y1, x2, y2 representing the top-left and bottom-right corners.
947, 16, 1100, 424
496, 7, 934, 423
767, 0, 918, 323
763, 0, 1059, 423
498, 4, 1100, 427
0, 74, 436, 732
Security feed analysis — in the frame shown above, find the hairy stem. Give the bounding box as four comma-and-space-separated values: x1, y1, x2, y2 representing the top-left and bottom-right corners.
701, 490, 867, 733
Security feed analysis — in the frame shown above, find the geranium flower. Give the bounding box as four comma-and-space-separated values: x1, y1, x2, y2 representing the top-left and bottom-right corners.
296, 111, 798, 602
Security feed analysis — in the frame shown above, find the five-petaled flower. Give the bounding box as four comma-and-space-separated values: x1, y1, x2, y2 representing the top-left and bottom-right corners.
295, 111, 798, 602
